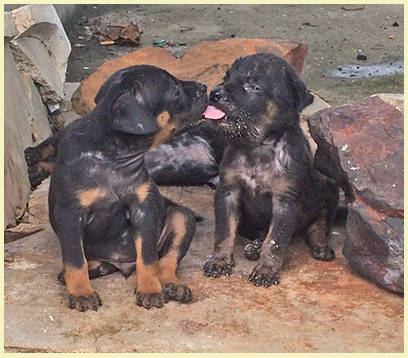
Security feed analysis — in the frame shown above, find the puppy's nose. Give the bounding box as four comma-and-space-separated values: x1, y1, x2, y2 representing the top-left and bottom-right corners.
210, 86, 223, 103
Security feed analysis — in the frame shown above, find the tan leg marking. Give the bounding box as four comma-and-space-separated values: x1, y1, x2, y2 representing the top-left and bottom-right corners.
38, 161, 54, 174
158, 212, 186, 285
77, 188, 107, 207
135, 237, 162, 294
306, 215, 327, 248
64, 262, 94, 297
39, 144, 56, 160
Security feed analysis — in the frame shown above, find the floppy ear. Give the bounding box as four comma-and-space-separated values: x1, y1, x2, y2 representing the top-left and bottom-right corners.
94, 71, 125, 104
110, 92, 160, 135
287, 69, 314, 112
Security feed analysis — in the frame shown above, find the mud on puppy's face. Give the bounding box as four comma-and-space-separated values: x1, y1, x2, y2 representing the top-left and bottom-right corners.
203, 53, 314, 145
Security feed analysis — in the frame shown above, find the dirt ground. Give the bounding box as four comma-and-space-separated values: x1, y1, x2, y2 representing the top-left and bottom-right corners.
4, 4, 404, 354
4, 187, 404, 353
66, 4, 404, 105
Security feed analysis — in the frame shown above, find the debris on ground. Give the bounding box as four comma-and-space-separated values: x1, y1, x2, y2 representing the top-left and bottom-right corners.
328, 60, 403, 78
153, 39, 166, 47
301, 22, 319, 27
341, 6, 365, 11
98, 23, 141, 47
356, 54, 367, 61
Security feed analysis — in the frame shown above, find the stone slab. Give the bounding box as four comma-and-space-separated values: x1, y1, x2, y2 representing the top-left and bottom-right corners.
72, 38, 308, 115
10, 4, 71, 104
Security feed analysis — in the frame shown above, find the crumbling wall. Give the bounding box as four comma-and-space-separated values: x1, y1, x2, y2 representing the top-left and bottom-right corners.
4, 5, 71, 228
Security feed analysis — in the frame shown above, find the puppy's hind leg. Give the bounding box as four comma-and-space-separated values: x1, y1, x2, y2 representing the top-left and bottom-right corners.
306, 182, 338, 261
158, 205, 196, 303
305, 208, 337, 261
203, 185, 240, 278
25, 132, 63, 189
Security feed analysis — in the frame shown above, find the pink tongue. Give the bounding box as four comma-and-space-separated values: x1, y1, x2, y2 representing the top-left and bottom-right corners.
203, 105, 226, 120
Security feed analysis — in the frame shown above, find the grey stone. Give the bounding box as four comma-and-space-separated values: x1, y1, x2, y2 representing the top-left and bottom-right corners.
308, 96, 403, 293
52, 82, 81, 130
371, 93, 404, 112
4, 43, 52, 228
5, 44, 33, 227
9, 4, 71, 104
4, 11, 17, 40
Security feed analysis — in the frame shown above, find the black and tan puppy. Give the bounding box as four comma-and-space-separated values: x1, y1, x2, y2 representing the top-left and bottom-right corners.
203, 53, 339, 287
49, 65, 207, 311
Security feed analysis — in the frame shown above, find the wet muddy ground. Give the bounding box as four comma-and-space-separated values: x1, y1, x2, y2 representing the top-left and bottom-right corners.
66, 4, 403, 105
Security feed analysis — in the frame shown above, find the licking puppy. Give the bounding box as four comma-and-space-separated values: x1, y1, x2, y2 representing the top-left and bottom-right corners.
203, 53, 339, 287
49, 65, 208, 310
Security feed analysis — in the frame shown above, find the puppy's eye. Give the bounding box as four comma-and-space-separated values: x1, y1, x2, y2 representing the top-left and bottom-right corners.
244, 83, 261, 92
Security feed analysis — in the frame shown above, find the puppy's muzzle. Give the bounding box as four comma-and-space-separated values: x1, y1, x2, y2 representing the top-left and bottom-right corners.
209, 86, 224, 103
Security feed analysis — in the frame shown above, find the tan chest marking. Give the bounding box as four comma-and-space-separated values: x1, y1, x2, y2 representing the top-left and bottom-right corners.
77, 188, 108, 207
134, 182, 151, 202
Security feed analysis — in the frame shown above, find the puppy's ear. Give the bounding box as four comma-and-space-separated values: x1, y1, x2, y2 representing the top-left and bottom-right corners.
111, 92, 159, 135
287, 69, 314, 112
94, 71, 124, 104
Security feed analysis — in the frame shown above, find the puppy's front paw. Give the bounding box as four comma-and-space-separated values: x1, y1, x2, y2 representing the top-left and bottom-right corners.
163, 283, 192, 303
203, 256, 234, 278
243, 239, 263, 261
67, 292, 102, 312
311, 246, 335, 261
135, 291, 168, 310
248, 264, 280, 288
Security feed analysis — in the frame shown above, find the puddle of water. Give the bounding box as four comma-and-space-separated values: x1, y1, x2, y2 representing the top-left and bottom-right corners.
328, 60, 404, 79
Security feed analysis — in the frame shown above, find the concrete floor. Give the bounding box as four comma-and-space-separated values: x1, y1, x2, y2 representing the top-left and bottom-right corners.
5, 187, 403, 353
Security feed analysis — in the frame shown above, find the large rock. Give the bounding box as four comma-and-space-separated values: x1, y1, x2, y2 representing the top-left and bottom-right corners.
9, 4, 71, 104
52, 82, 81, 131
4, 11, 17, 39
343, 200, 403, 293
72, 38, 308, 115
4, 42, 52, 228
308, 95, 403, 293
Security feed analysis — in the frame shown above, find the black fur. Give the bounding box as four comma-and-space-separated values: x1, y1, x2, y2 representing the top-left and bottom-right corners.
48, 65, 208, 311
202, 53, 339, 287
